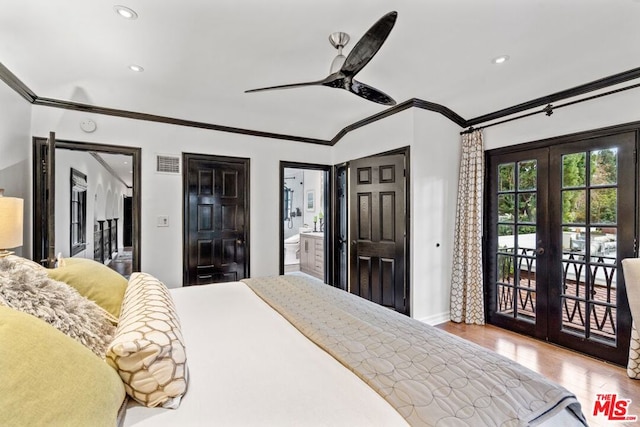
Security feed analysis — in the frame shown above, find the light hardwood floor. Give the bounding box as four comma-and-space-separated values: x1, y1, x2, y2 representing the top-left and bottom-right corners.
436, 322, 639, 427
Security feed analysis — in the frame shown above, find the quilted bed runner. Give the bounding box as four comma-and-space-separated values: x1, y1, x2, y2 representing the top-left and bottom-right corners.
242, 275, 587, 426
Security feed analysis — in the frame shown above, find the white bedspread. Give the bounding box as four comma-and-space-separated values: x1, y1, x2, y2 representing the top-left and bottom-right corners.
122, 282, 408, 427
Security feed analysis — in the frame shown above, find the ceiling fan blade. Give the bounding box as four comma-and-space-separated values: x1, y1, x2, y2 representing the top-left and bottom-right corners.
348, 80, 396, 106
341, 11, 397, 77
245, 77, 330, 93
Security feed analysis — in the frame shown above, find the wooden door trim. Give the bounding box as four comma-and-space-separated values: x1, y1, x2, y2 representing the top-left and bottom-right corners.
279, 161, 332, 282
32, 137, 142, 271
332, 163, 348, 290
487, 122, 640, 157
183, 153, 250, 286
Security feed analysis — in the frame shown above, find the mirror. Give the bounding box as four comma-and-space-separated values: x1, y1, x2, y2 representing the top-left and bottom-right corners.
69, 167, 88, 256
283, 186, 293, 224
33, 137, 141, 275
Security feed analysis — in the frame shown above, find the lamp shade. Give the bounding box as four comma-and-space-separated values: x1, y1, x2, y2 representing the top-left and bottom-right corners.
0, 194, 23, 249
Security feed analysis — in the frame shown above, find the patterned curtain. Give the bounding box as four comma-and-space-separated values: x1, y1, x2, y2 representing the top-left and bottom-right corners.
450, 130, 485, 324
621, 258, 640, 379
629, 325, 640, 379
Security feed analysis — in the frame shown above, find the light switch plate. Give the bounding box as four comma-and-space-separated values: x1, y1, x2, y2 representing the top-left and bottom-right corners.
157, 215, 169, 227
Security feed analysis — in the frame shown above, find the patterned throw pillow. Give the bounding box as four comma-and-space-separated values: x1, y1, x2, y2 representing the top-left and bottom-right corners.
106, 272, 188, 408
0, 257, 115, 359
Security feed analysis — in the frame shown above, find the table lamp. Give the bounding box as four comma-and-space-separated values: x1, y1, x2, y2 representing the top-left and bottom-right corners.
0, 188, 23, 257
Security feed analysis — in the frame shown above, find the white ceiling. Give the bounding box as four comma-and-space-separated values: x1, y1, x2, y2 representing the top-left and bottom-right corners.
1, 0, 639, 141
93, 152, 133, 188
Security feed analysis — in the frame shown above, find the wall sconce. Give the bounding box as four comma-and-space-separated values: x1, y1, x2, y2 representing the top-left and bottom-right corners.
0, 188, 24, 257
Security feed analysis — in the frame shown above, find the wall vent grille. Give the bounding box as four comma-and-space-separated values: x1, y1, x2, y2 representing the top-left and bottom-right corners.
156, 155, 180, 174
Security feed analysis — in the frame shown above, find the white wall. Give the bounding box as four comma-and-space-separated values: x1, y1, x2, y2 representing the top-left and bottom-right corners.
302, 169, 323, 230
30, 106, 333, 287
4, 77, 638, 319
332, 108, 462, 323
0, 82, 32, 257
412, 109, 462, 323
484, 86, 640, 150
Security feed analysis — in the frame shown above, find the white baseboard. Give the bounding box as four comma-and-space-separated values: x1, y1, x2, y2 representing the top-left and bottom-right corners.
417, 311, 451, 326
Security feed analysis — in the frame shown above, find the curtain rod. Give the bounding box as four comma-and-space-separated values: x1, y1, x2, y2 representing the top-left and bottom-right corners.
460, 81, 640, 135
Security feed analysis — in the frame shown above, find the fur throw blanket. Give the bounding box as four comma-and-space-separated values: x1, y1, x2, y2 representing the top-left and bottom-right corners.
0, 257, 115, 358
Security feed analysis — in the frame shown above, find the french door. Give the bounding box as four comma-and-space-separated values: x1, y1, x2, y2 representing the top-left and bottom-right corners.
486, 132, 636, 365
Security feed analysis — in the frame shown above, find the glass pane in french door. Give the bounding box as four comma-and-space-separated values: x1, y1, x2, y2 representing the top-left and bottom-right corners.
560, 148, 619, 345
496, 159, 538, 323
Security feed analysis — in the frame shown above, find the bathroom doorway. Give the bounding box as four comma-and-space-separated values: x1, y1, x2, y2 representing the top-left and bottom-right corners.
279, 162, 331, 283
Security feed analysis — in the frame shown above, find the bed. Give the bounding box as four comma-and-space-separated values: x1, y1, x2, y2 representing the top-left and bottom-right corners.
123, 275, 587, 426
0, 256, 587, 426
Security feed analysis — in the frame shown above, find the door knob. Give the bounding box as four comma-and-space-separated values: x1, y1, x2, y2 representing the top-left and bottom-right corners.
536, 240, 545, 255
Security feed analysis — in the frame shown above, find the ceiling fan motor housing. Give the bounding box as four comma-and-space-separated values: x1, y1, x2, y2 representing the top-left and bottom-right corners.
329, 32, 350, 49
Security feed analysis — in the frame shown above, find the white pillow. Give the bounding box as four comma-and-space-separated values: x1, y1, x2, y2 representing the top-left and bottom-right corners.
106, 273, 188, 408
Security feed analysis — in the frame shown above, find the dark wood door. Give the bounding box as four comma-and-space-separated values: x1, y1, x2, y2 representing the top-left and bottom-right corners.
32, 132, 57, 267
486, 132, 636, 365
349, 153, 407, 314
486, 148, 550, 340
334, 164, 348, 291
547, 134, 635, 365
123, 196, 133, 247
183, 154, 249, 285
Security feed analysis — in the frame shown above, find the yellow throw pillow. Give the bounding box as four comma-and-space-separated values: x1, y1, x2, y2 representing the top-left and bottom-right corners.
0, 306, 126, 427
107, 272, 188, 408
48, 257, 127, 321
0, 257, 115, 359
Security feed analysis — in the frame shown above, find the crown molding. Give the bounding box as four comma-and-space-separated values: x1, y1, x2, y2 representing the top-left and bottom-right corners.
464, 66, 640, 128
0, 61, 464, 146
2, 61, 640, 146
33, 96, 332, 146
329, 99, 467, 145
0, 62, 36, 103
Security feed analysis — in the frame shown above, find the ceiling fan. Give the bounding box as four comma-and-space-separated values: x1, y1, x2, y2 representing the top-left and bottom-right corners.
245, 11, 398, 106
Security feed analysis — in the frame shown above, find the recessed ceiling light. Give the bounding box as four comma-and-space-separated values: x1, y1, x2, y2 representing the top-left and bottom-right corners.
128, 64, 144, 72
492, 55, 510, 64
114, 5, 138, 20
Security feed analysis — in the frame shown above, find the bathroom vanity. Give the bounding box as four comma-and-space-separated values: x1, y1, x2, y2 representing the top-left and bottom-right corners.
299, 232, 324, 280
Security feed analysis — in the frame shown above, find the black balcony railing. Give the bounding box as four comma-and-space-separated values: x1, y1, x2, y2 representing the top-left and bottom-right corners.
94, 218, 119, 264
